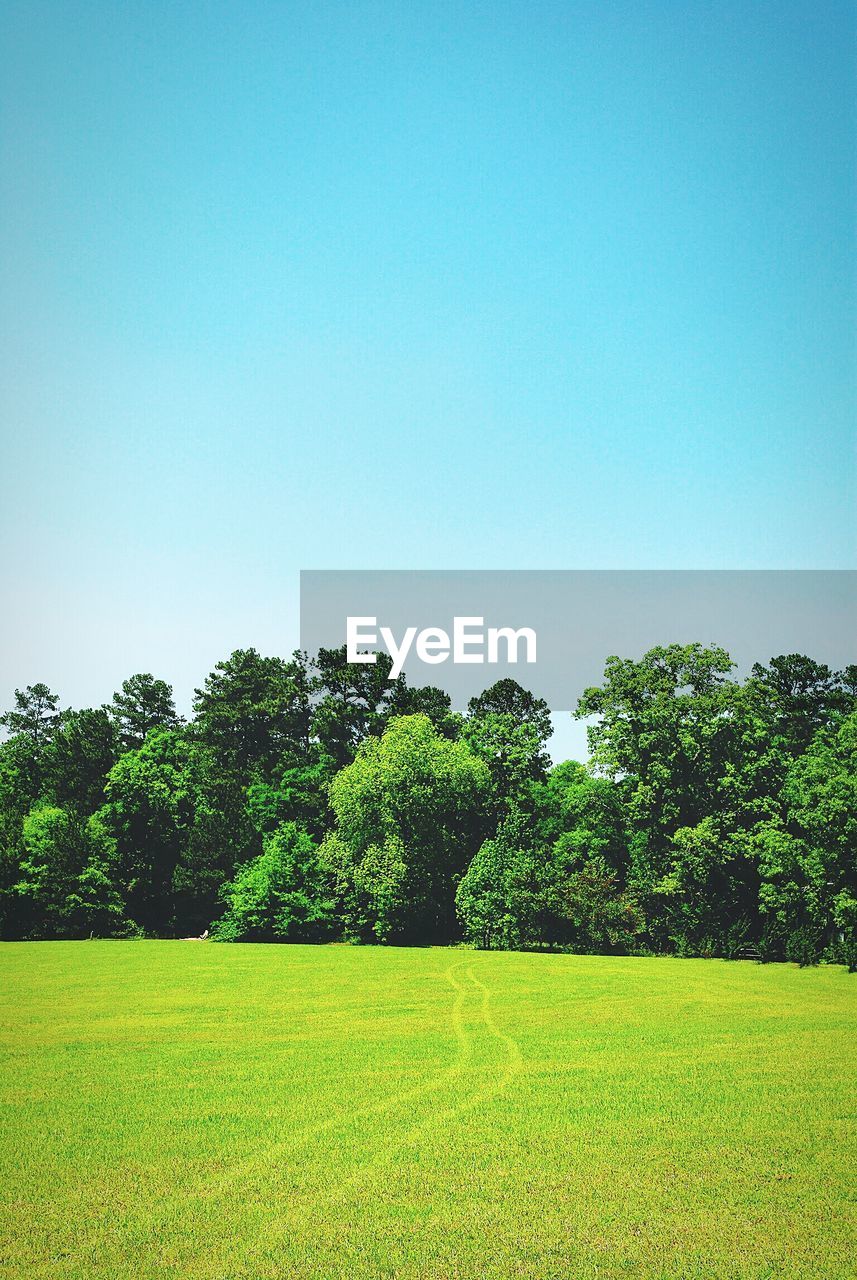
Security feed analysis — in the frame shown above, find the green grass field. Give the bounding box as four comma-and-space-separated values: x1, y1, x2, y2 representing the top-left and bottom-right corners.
1, 943, 854, 1280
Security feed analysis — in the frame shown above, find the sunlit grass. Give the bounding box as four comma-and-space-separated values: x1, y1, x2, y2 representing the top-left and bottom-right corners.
1, 941, 854, 1279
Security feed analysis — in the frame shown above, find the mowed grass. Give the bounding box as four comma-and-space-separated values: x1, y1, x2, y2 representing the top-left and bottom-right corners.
0, 944, 854, 1280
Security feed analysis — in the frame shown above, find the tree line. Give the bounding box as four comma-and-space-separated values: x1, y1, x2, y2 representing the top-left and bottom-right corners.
0, 644, 855, 967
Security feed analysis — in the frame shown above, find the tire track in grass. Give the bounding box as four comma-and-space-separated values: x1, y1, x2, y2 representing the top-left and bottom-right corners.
225, 959, 527, 1268
202, 958, 474, 1200
467, 964, 524, 1098
400, 963, 524, 1128
301, 964, 525, 1208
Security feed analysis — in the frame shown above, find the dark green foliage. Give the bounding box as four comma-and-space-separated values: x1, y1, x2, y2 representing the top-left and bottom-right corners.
111, 674, 180, 749
0, 684, 62, 805
99, 728, 253, 936
49, 708, 120, 813
193, 649, 313, 786
310, 646, 400, 767
386, 682, 461, 738
246, 745, 335, 841
462, 679, 552, 813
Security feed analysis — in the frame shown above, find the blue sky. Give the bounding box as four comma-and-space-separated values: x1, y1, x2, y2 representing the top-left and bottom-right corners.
1, 1, 854, 757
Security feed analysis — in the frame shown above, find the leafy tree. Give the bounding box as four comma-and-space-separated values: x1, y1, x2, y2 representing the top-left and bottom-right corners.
463, 679, 552, 812
556, 857, 642, 954
457, 794, 640, 953
468, 679, 553, 742
0, 683, 61, 747
311, 646, 400, 767
456, 809, 551, 950
532, 760, 631, 877
193, 649, 312, 785
0, 684, 62, 802
246, 745, 335, 841
326, 714, 491, 942
213, 822, 336, 942
745, 655, 848, 757
100, 728, 252, 935
577, 644, 744, 947
49, 707, 120, 813
756, 710, 857, 963
386, 682, 461, 738
111, 674, 180, 749
14, 805, 126, 939
650, 817, 758, 957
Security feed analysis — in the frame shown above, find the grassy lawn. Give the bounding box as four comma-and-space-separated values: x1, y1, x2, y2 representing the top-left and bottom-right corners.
0, 942, 854, 1279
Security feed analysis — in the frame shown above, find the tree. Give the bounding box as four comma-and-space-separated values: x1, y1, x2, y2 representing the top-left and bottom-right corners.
745, 655, 848, 757
0, 683, 61, 747
463, 679, 552, 812
386, 682, 461, 738
0, 684, 62, 803
213, 822, 336, 942
311, 646, 400, 767
757, 709, 857, 964
49, 707, 120, 813
193, 649, 312, 785
455, 809, 550, 950
246, 744, 335, 841
325, 714, 491, 942
532, 760, 631, 878
100, 728, 252, 935
111, 674, 180, 750
14, 805, 126, 939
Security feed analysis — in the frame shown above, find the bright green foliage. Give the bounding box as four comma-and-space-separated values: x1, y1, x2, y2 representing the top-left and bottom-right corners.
456, 809, 551, 949
213, 822, 335, 942
246, 745, 335, 840
532, 760, 631, 872
14, 806, 126, 939
1, 646, 854, 959
326, 714, 491, 942
579, 643, 740, 840
754, 711, 857, 965
457, 795, 640, 953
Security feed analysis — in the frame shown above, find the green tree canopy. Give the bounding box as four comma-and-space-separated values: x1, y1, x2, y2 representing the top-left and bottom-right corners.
325, 714, 491, 942
111, 674, 180, 750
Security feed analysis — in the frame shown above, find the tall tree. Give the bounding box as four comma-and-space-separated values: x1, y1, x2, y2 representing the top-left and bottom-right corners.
193, 649, 312, 785
14, 806, 126, 940
49, 707, 120, 813
463, 679, 552, 813
311, 646, 403, 767
0, 684, 62, 803
111, 674, 180, 750
100, 727, 252, 935
744, 654, 847, 757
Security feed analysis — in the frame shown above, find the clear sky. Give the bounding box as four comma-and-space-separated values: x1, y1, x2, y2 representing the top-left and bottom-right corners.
1, 1, 855, 759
